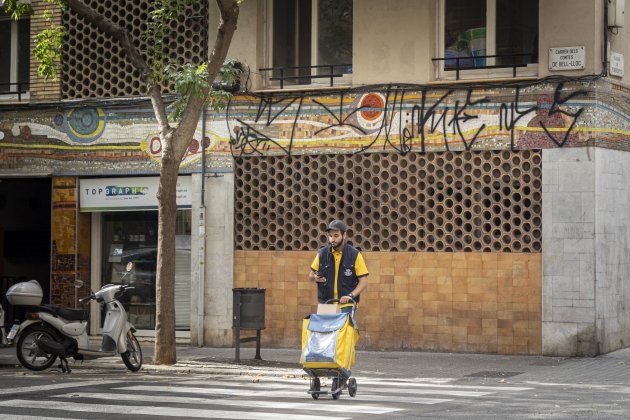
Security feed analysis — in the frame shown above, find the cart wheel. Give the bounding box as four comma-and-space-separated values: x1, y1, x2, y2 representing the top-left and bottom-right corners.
331, 377, 341, 400
310, 377, 321, 400
348, 377, 357, 397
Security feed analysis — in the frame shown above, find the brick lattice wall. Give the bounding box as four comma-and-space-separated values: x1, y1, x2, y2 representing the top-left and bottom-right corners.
234, 250, 542, 354
234, 150, 543, 253
61, 0, 205, 99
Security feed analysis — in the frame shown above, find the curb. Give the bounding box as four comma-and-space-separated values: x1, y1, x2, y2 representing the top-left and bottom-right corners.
1, 357, 308, 378
138, 361, 307, 378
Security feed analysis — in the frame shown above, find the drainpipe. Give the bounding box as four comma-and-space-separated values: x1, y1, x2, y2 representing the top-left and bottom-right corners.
197, 107, 207, 347
74, 178, 79, 308
197, 9, 209, 348
602, 0, 609, 77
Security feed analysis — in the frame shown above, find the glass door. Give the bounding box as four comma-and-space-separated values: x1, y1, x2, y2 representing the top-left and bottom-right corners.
101, 212, 158, 330
98, 210, 191, 332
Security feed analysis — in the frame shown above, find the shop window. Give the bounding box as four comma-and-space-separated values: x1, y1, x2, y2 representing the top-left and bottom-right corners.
100, 210, 191, 331
0, 13, 30, 96
268, 0, 352, 85
440, 0, 538, 78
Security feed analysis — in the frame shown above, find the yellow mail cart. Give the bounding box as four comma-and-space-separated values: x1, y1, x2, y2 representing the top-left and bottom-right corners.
300, 299, 359, 399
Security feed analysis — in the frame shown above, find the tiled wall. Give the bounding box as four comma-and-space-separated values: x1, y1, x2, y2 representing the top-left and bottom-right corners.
51, 177, 91, 308
542, 147, 630, 356
234, 250, 542, 355
594, 148, 630, 354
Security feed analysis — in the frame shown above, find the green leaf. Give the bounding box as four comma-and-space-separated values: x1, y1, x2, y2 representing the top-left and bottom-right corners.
3, 0, 35, 19
33, 11, 65, 81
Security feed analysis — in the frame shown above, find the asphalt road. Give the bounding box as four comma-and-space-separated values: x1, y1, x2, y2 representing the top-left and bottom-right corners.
1, 366, 630, 419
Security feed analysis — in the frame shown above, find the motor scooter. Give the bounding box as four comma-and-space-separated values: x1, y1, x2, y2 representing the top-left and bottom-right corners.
6, 262, 142, 373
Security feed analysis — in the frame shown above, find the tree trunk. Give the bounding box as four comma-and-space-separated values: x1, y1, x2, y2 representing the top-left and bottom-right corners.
26, 0, 240, 365
154, 136, 180, 365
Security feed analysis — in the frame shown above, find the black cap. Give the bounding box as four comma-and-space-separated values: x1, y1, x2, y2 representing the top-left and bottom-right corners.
326, 219, 348, 232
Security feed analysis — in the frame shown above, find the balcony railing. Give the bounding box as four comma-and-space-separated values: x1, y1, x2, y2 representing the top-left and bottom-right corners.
432, 53, 536, 80
259, 64, 352, 89
0, 81, 29, 101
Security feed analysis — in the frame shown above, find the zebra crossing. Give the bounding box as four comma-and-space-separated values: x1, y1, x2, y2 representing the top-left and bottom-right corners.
0, 375, 533, 419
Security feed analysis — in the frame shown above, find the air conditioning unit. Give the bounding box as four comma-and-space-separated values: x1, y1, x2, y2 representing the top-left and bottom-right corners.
608, 0, 625, 28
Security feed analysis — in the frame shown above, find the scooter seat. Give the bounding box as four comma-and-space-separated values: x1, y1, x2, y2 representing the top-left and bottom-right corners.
40, 304, 89, 321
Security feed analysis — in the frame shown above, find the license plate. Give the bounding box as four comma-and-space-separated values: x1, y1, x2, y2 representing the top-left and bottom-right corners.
6, 324, 19, 341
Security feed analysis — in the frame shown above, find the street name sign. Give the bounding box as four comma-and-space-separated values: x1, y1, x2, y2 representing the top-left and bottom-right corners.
610, 52, 624, 77
549, 46, 585, 71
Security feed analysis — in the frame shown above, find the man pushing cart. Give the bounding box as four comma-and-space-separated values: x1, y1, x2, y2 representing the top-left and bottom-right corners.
303, 220, 369, 399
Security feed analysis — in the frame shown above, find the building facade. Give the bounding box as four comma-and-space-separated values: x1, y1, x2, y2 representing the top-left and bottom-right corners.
1, 0, 629, 356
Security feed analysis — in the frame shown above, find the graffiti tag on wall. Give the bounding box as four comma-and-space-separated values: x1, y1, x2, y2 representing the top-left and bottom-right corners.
227, 82, 589, 157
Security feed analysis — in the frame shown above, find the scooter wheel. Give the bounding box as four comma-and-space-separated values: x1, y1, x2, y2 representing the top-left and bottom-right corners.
121, 331, 143, 372
16, 325, 58, 371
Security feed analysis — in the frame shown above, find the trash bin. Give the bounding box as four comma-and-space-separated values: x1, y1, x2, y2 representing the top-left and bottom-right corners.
232, 288, 265, 329
232, 288, 265, 362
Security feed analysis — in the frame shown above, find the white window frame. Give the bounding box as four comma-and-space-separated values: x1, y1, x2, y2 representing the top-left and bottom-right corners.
264, 0, 352, 88
0, 15, 30, 100
436, 0, 538, 81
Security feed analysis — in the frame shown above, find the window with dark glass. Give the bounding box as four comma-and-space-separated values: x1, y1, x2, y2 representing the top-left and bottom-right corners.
444, 0, 538, 70
0, 13, 30, 93
271, 0, 352, 83
495, 0, 538, 66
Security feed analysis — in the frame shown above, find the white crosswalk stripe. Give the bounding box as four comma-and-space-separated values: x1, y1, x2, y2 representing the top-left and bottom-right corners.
0, 400, 347, 420
53, 392, 402, 415
1, 379, 123, 395
117, 384, 453, 404
0, 375, 533, 419
182, 376, 533, 392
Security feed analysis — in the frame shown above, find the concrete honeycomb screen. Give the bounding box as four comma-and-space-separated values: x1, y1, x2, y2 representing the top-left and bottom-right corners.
61, 0, 206, 99
234, 150, 542, 253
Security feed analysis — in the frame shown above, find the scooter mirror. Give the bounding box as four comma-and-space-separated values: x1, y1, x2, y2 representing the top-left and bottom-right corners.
125, 262, 134, 272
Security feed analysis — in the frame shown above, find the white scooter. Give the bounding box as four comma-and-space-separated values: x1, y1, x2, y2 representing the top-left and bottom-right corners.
6, 262, 142, 373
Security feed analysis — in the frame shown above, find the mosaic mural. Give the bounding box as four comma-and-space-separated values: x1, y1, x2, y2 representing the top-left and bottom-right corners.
0, 81, 629, 175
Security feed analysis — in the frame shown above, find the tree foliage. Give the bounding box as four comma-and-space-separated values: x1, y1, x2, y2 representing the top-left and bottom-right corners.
33, 9, 65, 80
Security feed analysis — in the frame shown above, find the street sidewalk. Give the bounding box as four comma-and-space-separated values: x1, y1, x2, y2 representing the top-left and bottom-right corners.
4, 342, 630, 385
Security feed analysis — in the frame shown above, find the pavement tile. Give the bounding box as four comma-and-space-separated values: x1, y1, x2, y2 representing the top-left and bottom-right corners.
3, 343, 630, 385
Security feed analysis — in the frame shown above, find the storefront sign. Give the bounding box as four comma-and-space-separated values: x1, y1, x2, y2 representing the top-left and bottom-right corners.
610, 52, 624, 77
549, 46, 585, 71
80, 176, 192, 211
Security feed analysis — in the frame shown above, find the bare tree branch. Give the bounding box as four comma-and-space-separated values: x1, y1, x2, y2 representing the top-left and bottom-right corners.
149, 85, 170, 133
174, 0, 239, 158
207, 0, 240, 84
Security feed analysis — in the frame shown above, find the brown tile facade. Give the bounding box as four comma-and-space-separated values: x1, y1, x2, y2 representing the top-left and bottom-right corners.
51, 177, 91, 308
234, 250, 542, 355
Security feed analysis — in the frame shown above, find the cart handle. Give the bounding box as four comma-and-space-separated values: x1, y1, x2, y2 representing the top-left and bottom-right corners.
325, 298, 357, 317
325, 298, 356, 305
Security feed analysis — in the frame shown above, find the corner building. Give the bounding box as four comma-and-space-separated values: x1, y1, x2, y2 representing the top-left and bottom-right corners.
1, 0, 629, 356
